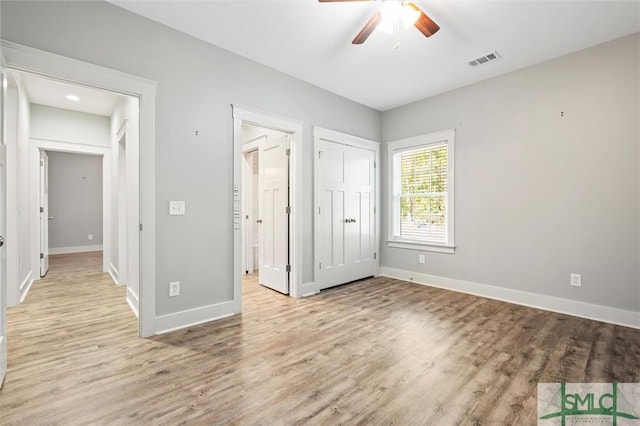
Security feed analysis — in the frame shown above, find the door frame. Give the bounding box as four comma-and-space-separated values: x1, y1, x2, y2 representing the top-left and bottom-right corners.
241, 141, 262, 276
38, 150, 49, 277
232, 106, 303, 302
313, 126, 381, 293
0, 62, 8, 387
1, 40, 157, 337
30, 142, 110, 285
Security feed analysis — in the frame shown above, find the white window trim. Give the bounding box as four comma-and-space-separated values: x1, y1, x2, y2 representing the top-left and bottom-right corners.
387, 129, 455, 254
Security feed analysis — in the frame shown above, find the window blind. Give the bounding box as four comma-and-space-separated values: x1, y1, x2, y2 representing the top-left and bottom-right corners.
397, 144, 448, 244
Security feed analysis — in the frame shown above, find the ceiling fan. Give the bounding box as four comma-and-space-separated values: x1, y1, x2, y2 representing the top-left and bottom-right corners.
319, 0, 440, 45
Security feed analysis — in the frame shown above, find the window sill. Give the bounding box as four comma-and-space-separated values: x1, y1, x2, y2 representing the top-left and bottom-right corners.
386, 240, 455, 254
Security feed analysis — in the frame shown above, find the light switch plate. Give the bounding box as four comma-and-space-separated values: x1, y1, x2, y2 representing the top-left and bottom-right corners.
169, 200, 186, 215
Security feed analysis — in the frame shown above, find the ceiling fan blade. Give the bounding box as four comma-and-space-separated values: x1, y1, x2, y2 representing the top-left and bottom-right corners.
407, 3, 440, 37
352, 12, 381, 44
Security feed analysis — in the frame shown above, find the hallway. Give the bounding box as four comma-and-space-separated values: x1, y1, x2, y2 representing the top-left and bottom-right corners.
3, 252, 137, 423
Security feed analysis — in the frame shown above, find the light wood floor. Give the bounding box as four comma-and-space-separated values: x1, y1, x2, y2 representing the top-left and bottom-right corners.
1, 252, 638, 425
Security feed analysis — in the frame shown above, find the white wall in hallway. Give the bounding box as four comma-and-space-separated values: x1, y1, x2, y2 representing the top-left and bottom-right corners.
16, 78, 32, 304
30, 104, 110, 147
4, 72, 33, 306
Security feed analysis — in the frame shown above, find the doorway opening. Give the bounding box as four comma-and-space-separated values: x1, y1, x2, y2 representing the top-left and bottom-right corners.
1, 40, 156, 342
242, 147, 259, 276
232, 106, 304, 309
241, 124, 291, 294
43, 150, 104, 276
5, 68, 140, 320
39, 150, 49, 277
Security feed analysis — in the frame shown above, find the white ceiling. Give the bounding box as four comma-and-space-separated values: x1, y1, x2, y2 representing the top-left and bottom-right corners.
20, 73, 121, 117
108, 0, 640, 111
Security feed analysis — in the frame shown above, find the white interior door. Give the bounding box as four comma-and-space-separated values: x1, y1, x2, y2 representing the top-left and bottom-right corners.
346, 145, 375, 277
39, 150, 49, 277
258, 133, 289, 294
316, 138, 376, 290
0, 67, 8, 387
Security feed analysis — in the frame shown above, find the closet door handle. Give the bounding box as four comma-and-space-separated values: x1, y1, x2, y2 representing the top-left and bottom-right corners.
256, 219, 263, 224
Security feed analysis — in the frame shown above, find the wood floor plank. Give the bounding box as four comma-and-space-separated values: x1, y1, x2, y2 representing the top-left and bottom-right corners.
1, 251, 638, 425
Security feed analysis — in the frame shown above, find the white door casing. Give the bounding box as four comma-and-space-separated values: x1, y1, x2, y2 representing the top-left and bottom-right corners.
0, 65, 8, 387
258, 133, 289, 294
314, 127, 379, 291
39, 150, 49, 277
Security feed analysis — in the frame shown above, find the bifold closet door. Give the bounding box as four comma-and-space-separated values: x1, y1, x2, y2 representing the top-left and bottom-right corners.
316, 139, 375, 290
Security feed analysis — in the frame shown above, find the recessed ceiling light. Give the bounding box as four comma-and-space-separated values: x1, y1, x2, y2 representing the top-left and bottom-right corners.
66, 94, 80, 102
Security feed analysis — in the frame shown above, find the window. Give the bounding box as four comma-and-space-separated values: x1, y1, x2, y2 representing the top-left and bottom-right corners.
387, 129, 455, 253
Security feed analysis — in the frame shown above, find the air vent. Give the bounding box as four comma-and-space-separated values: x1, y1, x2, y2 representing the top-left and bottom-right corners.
468, 51, 501, 67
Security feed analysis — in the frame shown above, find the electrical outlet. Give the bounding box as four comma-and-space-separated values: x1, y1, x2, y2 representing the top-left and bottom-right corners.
169, 281, 180, 297
88, 234, 93, 240
570, 273, 582, 287
418, 254, 425, 264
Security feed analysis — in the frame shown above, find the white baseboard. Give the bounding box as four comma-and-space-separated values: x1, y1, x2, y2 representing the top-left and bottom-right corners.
108, 262, 120, 285
301, 281, 318, 297
19, 271, 34, 304
379, 266, 640, 329
154, 300, 240, 335
126, 287, 139, 318
49, 245, 103, 255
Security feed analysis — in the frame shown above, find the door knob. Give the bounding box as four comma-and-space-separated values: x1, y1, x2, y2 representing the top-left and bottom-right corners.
0, 236, 4, 247
256, 219, 263, 224
48, 216, 54, 221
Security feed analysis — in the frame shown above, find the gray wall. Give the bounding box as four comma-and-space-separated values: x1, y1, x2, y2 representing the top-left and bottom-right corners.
381, 33, 640, 312
47, 152, 103, 250
0, 1, 381, 316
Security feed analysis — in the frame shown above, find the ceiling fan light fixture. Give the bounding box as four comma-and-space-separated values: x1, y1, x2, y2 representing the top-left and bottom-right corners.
379, 2, 402, 34
380, 1, 402, 19
378, 16, 395, 34
401, 4, 421, 27
332, 0, 439, 45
